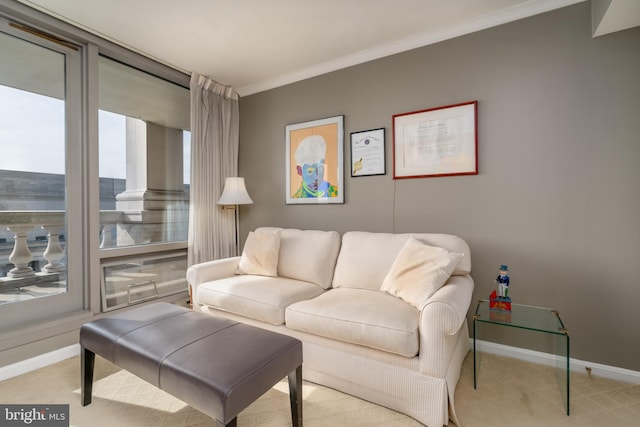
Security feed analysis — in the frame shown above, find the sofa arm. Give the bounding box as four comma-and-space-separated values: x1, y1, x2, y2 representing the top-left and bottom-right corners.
186, 257, 240, 305
418, 274, 474, 377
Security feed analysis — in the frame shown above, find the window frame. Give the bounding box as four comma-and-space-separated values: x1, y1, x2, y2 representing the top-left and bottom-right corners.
96, 54, 191, 256
0, 0, 191, 355
0, 17, 84, 330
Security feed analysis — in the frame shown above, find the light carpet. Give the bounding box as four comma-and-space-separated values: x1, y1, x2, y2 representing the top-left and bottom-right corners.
1, 351, 639, 426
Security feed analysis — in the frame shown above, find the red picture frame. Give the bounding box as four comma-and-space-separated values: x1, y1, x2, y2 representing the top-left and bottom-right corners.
392, 101, 478, 179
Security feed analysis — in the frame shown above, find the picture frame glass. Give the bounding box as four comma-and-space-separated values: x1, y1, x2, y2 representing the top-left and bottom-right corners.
393, 101, 477, 179
285, 115, 344, 204
350, 128, 385, 177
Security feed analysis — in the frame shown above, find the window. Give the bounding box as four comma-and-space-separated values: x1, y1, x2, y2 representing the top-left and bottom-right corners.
96, 57, 191, 311
0, 29, 67, 303
0, 17, 83, 328
0, 2, 191, 341
98, 56, 191, 249
101, 252, 187, 311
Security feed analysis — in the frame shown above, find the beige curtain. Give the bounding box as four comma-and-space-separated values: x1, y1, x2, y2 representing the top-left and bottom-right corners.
188, 73, 239, 266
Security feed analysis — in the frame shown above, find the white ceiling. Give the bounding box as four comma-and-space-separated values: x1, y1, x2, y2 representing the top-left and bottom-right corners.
14, 0, 638, 96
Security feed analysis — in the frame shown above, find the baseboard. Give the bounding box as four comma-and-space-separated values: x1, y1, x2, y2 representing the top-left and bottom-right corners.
474, 339, 640, 385
3, 340, 640, 386
0, 344, 80, 382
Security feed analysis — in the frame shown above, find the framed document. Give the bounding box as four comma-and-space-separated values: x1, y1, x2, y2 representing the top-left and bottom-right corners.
350, 128, 385, 177
392, 101, 477, 179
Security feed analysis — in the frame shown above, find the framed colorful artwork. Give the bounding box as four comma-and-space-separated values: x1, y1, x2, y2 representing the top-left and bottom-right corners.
285, 115, 344, 204
392, 101, 478, 179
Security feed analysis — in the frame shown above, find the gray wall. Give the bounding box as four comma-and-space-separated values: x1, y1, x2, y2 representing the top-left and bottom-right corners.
238, 3, 640, 371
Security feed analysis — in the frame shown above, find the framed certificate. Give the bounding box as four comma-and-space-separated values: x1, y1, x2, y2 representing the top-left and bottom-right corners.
350, 128, 385, 177
393, 101, 477, 179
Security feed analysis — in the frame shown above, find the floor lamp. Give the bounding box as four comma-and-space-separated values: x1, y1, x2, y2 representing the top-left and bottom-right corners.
217, 177, 253, 256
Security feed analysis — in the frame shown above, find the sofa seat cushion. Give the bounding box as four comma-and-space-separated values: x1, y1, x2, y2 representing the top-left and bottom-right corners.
197, 275, 326, 326
285, 288, 419, 357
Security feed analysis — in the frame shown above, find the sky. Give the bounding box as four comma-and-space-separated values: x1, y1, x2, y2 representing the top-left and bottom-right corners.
0, 85, 190, 183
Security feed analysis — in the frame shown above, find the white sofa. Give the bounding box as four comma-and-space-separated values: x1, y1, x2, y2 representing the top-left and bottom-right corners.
187, 227, 474, 427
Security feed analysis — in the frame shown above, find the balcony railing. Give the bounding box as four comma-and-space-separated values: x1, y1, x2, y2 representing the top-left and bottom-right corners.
0, 211, 66, 278
0, 210, 188, 304
0, 211, 66, 303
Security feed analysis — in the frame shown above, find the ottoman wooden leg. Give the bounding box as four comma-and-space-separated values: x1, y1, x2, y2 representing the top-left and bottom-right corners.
288, 365, 303, 427
81, 346, 95, 406
215, 417, 236, 427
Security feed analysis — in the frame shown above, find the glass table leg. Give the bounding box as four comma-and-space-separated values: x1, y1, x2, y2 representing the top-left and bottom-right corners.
553, 311, 570, 415
473, 315, 480, 389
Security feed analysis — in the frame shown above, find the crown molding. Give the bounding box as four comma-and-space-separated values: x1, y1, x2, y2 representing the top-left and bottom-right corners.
237, 0, 585, 97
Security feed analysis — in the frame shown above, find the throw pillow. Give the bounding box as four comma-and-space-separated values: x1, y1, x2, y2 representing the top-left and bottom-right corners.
236, 231, 281, 277
381, 236, 464, 309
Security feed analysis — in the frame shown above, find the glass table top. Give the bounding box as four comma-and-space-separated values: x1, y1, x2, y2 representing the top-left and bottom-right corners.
474, 300, 568, 336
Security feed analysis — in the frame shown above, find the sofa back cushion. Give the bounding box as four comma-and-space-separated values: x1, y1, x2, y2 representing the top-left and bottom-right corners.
236, 230, 281, 277
255, 227, 341, 289
332, 231, 471, 290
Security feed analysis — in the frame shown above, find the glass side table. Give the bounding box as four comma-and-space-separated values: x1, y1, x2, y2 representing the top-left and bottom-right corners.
473, 300, 570, 415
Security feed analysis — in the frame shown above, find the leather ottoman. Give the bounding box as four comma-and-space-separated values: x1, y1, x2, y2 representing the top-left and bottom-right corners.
80, 302, 302, 426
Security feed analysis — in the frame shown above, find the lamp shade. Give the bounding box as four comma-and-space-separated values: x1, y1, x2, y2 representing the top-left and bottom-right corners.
218, 177, 253, 205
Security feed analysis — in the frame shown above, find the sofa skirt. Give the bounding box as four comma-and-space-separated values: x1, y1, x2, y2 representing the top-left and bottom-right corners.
199, 305, 469, 427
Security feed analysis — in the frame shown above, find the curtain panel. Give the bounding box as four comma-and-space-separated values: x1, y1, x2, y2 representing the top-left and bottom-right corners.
188, 73, 239, 266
